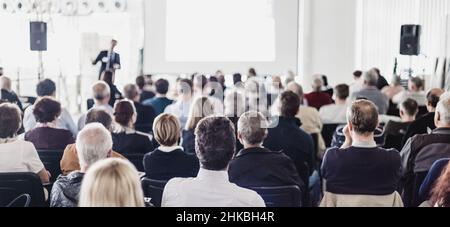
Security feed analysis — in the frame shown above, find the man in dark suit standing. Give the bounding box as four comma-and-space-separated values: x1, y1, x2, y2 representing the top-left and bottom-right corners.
92, 39, 121, 79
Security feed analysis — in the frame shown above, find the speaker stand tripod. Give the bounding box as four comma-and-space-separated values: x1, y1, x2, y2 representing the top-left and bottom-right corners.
37, 51, 44, 80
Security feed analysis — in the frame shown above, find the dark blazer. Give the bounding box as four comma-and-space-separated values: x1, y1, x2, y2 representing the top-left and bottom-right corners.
134, 102, 156, 133
263, 117, 315, 184
25, 127, 75, 150
181, 129, 196, 155
107, 83, 123, 107
112, 131, 154, 154
377, 75, 390, 90
229, 147, 305, 192
1, 89, 23, 111
139, 90, 156, 104
402, 112, 436, 147
93, 50, 121, 78
143, 148, 199, 181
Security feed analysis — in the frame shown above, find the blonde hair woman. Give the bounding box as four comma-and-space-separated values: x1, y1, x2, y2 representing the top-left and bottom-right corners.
79, 158, 145, 207
182, 97, 215, 154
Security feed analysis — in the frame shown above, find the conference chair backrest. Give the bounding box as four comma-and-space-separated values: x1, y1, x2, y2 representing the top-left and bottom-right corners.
122, 153, 145, 172
321, 124, 341, 148
249, 185, 302, 207
141, 178, 168, 207
37, 150, 64, 183
320, 191, 404, 207
0, 172, 45, 207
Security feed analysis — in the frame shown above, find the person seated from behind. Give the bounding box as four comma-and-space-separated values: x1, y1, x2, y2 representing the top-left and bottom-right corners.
101, 70, 123, 107
429, 162, 450, 207
60, 108, 126, 176
79, 158, 145, 207
320, 84, 350, 124
372, 68, 390, 90
162, 116, 265, 207
136, 75, 155, 103
382, 76, 405, 100
24, 79, 77, 137
0, 76, 23, 111
50, 123, 113, 207
144, 114, 199, 181
401, 88, 444, 147
182, 97, 215, 155
123, 84, 156, 133
164, 79, 194, 129
143, 79, 174, 115
350, 70, 389, 114
78, 81, 113, 130
25, 97, 75, 150
383, 98, 418, 151
321, 100, 401, 198
112, 100, 154, 154
393, 76, 427, 106
305, 75, 333, 110
229, 111, 304, 193
0, 103, 50, 184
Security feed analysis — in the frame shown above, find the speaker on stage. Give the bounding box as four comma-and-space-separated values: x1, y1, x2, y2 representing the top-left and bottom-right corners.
400, 24, 421, 56
30, 21, 47, 51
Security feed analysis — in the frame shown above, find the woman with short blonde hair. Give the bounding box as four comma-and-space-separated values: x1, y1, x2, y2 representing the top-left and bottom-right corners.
79, 158, 145, 207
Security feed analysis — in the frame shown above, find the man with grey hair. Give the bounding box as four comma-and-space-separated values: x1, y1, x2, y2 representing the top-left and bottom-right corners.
229, 111, 304, 196
50, 123, 113, 207
321, 100, 401, 205
78, 81, 113, 130
400, 92, 450, 206
350, 70, 389, 114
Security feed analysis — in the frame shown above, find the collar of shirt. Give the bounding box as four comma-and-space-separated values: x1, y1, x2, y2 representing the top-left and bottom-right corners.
196, 168, 229, 184
352, 140, 377, 148
158, 145, 183, 153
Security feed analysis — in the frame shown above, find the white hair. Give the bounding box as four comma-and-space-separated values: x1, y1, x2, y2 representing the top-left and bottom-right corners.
437, 92, 450, 125
92, 81, 111, 100
76, 123, 112, 167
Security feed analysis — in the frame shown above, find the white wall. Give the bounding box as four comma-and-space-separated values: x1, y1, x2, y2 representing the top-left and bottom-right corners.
301, 0, 358, 92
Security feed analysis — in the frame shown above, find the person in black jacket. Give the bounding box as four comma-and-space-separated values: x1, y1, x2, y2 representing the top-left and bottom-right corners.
144, 114, 199, 181
229, 111, 304, 193
263, 91, 315, 188
92, 39, 121, 79
101, 70, 123, 107
123, 84, 156, 133
402, 88, 444, 147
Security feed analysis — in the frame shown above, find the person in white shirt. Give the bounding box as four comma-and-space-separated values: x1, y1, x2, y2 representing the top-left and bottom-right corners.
0, 103, 50, 184
78, 81, 114, 130
162, 116, 265, 207
320, 84, 350, 124
392, 76, 427, 106
164, 78, 193, 129
23, 79, 78, 138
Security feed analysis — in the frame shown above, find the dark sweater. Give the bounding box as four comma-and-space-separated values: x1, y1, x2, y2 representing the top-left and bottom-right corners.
112, 132, 154, 154
143, 148, 199, 181
181, 129, 196, 155
25, 127, 75, 150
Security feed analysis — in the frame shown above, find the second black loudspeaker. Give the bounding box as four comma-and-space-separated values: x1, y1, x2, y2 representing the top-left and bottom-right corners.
400, 24, 421, 56
30, 22, 47, 51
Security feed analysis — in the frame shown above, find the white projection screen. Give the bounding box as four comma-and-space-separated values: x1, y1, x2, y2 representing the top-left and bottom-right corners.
144, 0, 299, 75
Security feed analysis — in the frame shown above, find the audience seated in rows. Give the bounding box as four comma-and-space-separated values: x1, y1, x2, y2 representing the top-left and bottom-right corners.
162, 116, 265, 207
136, 75, 155, 103
60, 108, 126, 176
229, 111, 305, 194
401, 88, 444, 146
0, 76, 23, 111
123, 84, 156, 133
321, 100, 402, 207
143, 79, 174, 115
79, 158, 145, 207
101, 70, 123, 107
182, 97, 215, 155
50, 123, 113, 207
400, 92, 450, 206
393, 76, 427, 106
264, 91, 315, 187
350, 70, 389, 114
320, 84, 350, 124
25, 97, 75, 150
112, 100, 154, 154
78, 81, 113, 130
164, 79, 193, 129
383, 98, 419, 151
0, 103, 50, 184
305, 75, 333, 110
382, 76, 405, 100
143, 114, 199, 181
24, 79, 77, 137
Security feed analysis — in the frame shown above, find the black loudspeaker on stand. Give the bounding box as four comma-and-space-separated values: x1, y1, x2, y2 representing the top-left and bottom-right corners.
400, 24, 421, 56
30, 21, 47, 51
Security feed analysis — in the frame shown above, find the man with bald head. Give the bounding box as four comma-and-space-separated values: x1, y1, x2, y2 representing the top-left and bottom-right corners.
401, 88, 445, 146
